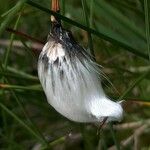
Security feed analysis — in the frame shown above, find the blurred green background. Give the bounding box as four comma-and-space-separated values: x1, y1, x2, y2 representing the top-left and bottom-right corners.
0, 0, 150, 149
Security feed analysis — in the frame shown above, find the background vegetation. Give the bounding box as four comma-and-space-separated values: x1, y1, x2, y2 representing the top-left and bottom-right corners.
0, 0, 150, 149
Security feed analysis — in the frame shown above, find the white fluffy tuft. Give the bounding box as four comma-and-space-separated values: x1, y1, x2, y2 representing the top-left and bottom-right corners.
38, 41, 123, 123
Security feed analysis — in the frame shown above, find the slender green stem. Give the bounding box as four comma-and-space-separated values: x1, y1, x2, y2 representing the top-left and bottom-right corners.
9, 87, 48, 146
0, 83, 42, 91
80, 124, 95, 150
2, 76, 48, 146
0, 72, 38, 81
97, 131, 107, 150
1, 14, 21, 132
8, 120, 15, 150
26, 0, 149, 60
119, 71, 149, 100
109, 123, 120, 150
20, 39, 36, 58
110, 0, 144, 16
49, 136, 65, 147
61, 0, 66, 16
144, 0, 150, 61
89, 0, 94, 28
1, 5, 16, 17
0, 102, 46, 144
3, 13, 22, 69
81, 0, 94, 57
4, 65, 38, 80
94, 0, 145, 40
1, 109, 7, 135
0, 0, 27, 37
0, 132, 23, 149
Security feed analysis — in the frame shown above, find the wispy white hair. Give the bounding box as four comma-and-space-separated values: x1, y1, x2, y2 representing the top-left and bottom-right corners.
38, 25, 123, 123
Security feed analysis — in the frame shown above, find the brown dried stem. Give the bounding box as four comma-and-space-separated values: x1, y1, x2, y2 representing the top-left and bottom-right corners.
51, 0, 60, 22
51, 0, 60, 12
6, 28, 44, 44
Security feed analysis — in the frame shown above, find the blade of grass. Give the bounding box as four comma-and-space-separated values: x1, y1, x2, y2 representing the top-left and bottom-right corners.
94, 0, 145, 41
0, 83, 42, 91
1, 5, 16, 17
0, 131, 23, 149
8, 120, 15, 150
0, 0, 27, 37
0, 102, 46, 144
144, 0, 150, 60
119, 71, 149, 100
81, 0, 94, 57
8, 82, 48, 146
2, 72, 48, 147
26, 0, 149, 60
3, 12, 22, 69
97, 131, 107, 150
111, 0, 144, 16
2, 65, 38, 81
20, 39, 36, 58
90, 0, 146, 51
49, 136, 65, 147
109, 123, 120, 150
61, 0, 66, 15
89, 0, 94, 28
94, 21, 132, 49
0, 61, 7, 136
0, 72, 38, 81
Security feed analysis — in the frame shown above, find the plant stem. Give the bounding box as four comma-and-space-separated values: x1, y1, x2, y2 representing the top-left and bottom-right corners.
81, 0, 94, 57
109, 123, 120, 150
119, 71, 149, 100
0, 102, 46, 144
144, 0, 150, 61
26, 0, 149, 60
0, 0, 27, 37
3, 13, 22, 69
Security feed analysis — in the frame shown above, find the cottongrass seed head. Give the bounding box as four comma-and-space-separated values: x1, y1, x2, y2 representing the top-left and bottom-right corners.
38, 1, 123, 123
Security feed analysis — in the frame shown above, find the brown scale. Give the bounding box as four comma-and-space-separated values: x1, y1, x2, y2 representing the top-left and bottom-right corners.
51, 0, 60, 23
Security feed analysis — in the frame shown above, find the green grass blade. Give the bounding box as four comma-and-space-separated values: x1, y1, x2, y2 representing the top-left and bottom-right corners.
49, 136, 65, 147
61, 0, 66, 15
26, 0, 149, 60
89, 0, 146, 52
2, 65, 38, 80
0, 102, 46, 144
144, 0, 150, 60
94, 0, 145, 40
0, 72, 38, 81
81, 0, 94, 56
111, 0, 144, 16
89, 0, 94, 28
1, 5, 16, 17
0, 83, 42, 91
20, 39, 36, 58
119, 71, 149, 100
0, 0, 27, 37
109, 123, 120, 150
8, 84, 48, 146
3, 12, 22, 69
